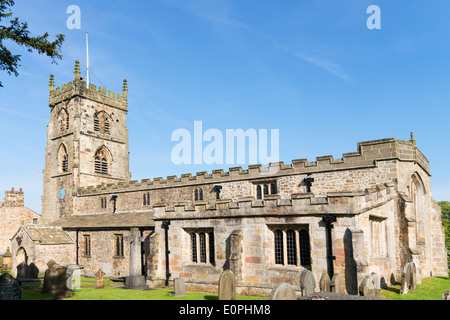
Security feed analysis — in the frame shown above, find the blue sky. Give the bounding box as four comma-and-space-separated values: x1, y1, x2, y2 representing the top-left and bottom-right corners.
1, 0, 449, 214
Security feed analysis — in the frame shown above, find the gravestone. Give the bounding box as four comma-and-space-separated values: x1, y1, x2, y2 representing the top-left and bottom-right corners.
359, 273, 380, 298
300, 270, 316, 296
218, 269, 236, 300
28, 263, 39, 279
400, 262, 416, 295
16, 262, 28, 279
51, 265, 72, 300
173, 278, 186, 297
269, 282, 297, 300
0, 273, 22, 300
66, 265, 82, 290
102, 263, 112, 277
95, 268, 105, 289
331, 274, 345, 294
124, 228, 148, 289
319, 271, 331, 292
42, 260, 56, 294
442, 291, 450, 300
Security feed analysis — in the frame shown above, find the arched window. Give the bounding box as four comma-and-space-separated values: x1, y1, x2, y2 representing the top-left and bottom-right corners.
299, 229, 311, 267
191, 232, 197, 263
57, 144, 69, 173
271, 183, 277, 195
263, 184, 269, 196
93, 111, 111, 134
194, 189, 198, 201
143, 192, 150, 206
256, 185, 262, 200
199, 232, 207, 263
411, 174, 426, 244
57, 108, 69, 133
286, 229, 297, 265
94, 147, 110, 175
208, 231, 215, 265
274, 229, 284, 265
199, 188, 203, 201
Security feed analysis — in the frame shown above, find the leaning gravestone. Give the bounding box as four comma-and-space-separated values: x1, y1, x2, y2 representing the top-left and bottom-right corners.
0, 273, 22, 300
173, 278, 186, 297
300, 270, 316, 296
218, 269, 236, 300
42, 260, 56, 294
51, 265, 72, 300
269, 282, 297, 300
400, 262, 415, 295
319, 271, 331, 292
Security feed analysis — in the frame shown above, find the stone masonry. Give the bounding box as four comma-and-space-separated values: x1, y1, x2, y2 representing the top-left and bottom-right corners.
9, 61, 448, 296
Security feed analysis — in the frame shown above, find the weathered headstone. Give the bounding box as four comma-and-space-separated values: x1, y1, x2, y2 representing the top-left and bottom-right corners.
28, 263, 39, 279
41, 260, 56, 294
319, 271, 331, 292
102, 263, 112, 277
124, 228, 148, 289
400, 262, 416, 295
95, 268, 105, 289
359, 273, 380, 298
300, 270, 316, 296
0, 273, 21, 300
16, 262, 28, 279
173, 277, 186, 297
51, 265, 72, 300
269, 282, 297, 300
218, 269, 236, 300
442, 291, 450, 300
331, 274, 345, 294
66, 265, 82, 290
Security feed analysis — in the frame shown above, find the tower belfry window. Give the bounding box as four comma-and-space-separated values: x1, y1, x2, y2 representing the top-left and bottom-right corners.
93, 111, 111, 135
58, 108, 69, 133
94, 147, 110, 175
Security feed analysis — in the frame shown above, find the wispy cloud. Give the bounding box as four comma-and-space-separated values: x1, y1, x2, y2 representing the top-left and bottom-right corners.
273, 43, 352, 82
0, 107, 47, 122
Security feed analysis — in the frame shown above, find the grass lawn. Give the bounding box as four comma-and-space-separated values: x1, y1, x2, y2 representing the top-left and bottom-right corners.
19, 275, 449, 300
21, 276, 268, 300
380, 276, 450, 300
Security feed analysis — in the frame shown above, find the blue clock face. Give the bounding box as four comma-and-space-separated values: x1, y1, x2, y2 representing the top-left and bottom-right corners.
59, 188, 66, 200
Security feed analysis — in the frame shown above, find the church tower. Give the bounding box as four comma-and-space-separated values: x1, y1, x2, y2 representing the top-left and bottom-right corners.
41, 60, 131, 225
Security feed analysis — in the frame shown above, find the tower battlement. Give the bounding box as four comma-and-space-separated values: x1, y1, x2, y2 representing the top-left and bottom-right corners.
48, 60, 128, 111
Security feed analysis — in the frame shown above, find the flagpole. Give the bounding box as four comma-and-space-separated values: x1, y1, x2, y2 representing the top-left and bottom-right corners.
86, 32, 90, 87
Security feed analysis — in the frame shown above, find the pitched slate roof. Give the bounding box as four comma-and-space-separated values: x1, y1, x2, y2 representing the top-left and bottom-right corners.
49, 210, 154, 229
21, 226, 74, 245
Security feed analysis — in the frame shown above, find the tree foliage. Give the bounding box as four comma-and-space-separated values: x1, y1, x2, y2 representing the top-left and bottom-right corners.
0, 0, 65, 87
438, 201, 450, 265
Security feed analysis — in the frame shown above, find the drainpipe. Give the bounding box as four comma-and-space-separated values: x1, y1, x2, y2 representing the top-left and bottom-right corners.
161, 220, 171, 286
322, 215, 337, 279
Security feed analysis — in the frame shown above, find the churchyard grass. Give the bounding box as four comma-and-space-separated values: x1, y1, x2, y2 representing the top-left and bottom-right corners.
20, 275, 449, 300
380, 276, 449, 300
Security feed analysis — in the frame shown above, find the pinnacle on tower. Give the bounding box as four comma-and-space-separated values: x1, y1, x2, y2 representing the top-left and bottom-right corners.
122, 79, 128, 95
49, 74, 54, 91
410, 131, 416, 146
74, 60, 81, 80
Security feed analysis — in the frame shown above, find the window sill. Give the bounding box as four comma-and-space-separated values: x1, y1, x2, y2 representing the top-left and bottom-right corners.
113, 255, 125, 259
267, 265, 310, 272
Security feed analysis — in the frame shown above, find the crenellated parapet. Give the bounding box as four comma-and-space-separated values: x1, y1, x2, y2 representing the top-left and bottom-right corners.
151, 183, 397, 220
48, 60, 128, 111
75, 137, 429, 197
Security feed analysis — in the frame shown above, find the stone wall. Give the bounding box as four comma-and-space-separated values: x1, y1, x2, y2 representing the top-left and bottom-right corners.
0, 189, 41, 255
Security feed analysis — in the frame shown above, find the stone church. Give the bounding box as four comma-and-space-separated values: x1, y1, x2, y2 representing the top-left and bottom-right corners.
10, 61, 448, 295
